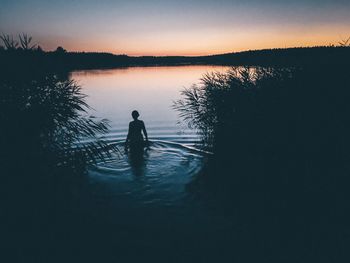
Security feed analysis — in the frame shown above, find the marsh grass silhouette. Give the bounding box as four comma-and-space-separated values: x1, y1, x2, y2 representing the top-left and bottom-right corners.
0, 75, 118, 222
175, 65, 350, 197
1, 76, 116, 167
0, 38, 119, 259
174, 65, 350, 261
338, 36, 350, 47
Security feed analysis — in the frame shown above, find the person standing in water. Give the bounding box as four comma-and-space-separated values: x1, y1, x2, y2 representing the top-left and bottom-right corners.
125, 110, 148, 151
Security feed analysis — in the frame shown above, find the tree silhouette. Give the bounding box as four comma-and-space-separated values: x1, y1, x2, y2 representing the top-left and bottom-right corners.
36, 45, 44, 53
55, 46, 67, 54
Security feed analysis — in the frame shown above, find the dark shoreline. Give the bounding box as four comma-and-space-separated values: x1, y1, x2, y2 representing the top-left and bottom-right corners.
1, 46, 350, 74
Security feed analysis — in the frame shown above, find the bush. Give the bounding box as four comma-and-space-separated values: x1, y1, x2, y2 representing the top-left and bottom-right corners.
1, 75, 116, 171
175, 65, 350, 194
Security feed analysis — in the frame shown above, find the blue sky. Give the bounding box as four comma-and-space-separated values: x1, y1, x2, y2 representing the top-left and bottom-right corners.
1, 0, 349, 55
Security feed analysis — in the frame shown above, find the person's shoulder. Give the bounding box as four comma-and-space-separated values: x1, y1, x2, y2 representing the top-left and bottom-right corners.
136, 119, 144, 126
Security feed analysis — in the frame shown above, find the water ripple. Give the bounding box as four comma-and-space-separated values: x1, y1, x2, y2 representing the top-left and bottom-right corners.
88, 140, 207, 207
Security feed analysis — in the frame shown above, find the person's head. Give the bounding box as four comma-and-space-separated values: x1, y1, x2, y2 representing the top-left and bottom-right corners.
132, 110, 140, 120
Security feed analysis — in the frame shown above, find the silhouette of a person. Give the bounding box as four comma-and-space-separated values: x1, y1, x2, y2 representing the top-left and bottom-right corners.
125, 110, 148, 152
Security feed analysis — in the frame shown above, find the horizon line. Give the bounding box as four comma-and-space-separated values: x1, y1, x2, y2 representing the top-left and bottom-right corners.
62, 44, 343, 57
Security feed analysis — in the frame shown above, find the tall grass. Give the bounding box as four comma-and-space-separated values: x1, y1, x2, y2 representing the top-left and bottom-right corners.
1, 75, 117, 172
0, 35, 120, 210
175, 65, 350, 195
174, 67, 293, 150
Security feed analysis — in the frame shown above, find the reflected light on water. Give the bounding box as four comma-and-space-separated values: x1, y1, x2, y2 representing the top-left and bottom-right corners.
71, 65, 230, 208
71, 65, 231, 141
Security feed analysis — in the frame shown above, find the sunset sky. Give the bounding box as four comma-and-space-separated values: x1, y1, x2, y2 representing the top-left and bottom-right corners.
1, 0, 350, 56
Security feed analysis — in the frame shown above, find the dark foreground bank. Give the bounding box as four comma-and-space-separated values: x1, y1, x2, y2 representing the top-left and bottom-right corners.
1, 44, 350, 262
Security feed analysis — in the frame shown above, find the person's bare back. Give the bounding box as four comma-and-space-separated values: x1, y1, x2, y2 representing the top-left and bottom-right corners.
125, 110, 148, 150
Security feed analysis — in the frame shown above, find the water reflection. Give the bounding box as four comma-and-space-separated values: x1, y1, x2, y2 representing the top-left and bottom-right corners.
88, 141, 205, 209
126, 145, 149, 177
71, 65, 231, 148
71, 66, 237, 211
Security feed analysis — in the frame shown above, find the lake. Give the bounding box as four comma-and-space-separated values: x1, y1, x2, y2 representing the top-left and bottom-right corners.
70, 66, 236, 260
71, 65, 232, 207
72, 65, 231, 146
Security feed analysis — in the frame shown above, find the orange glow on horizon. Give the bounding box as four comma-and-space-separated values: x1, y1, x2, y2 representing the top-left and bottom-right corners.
40, 24, 349, 57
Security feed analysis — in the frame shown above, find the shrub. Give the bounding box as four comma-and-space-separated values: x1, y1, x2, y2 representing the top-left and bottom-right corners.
0, 75, 117, 173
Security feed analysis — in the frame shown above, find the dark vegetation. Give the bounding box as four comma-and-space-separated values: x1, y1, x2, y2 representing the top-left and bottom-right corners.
174, 64, 350, 261
175, 66, 350, 190
1, 35, 117, 260
1, 34, 350, 261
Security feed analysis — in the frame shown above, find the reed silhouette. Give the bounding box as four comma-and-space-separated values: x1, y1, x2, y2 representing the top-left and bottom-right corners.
175, 64, 350, 261
0, 36, 119, 259
338, 36, 350, 47
175, 65, 350, 188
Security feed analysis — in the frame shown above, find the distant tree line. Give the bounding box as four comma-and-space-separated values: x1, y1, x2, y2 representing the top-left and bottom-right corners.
1, 34, 350, 73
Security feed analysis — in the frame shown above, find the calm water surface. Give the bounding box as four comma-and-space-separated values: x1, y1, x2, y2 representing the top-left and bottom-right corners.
72, 65, 231, 146
70, 66, 239, 259
71, 65, 231, 215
